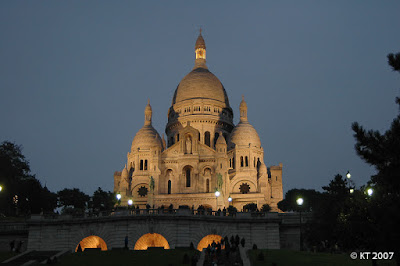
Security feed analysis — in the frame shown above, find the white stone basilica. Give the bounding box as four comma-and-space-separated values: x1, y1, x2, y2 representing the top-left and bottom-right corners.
114, 32, 283, 211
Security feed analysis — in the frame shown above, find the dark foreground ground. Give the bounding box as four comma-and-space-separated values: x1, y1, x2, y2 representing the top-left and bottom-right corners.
0, 249, 396, 266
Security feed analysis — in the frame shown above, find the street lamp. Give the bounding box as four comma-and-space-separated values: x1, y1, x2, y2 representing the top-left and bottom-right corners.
228, 195, 232, 205
367, 188, 373, 196
346, 171, 351, 179
0, 186, 3, 192
297, 197, 304, 251
215, 190, 220, 211
349, 188, 354, 194
116, 193, 122, 206
128, 199, 133, 206
296, 198, 304, 206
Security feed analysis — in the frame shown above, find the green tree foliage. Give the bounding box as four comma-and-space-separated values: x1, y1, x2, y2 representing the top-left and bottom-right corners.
260, 204, 271, 213
0, 141, 57, 216
243, 203, 257, 212
351, 52, 400, 261
278, 189, 322, 212
57, 188, 90, 213
90, 187, 116, 212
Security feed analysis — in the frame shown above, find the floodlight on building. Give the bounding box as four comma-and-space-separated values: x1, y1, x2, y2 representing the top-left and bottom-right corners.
215, 191, 220, 197
228, 196, 232, 202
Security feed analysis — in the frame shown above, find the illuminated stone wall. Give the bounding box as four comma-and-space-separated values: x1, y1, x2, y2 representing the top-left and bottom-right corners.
27, 212, 305, 252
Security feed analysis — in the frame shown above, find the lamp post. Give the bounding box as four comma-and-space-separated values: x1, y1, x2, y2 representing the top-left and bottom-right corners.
0, 186, 3, 192
296, 197, 304, 251
215, 190, 220, 212
228, 195, 232, 206
116, 193, 122, 206
367, 188, 373, 197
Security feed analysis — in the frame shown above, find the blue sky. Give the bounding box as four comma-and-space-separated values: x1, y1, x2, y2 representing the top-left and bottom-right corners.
1, 1, 399, 195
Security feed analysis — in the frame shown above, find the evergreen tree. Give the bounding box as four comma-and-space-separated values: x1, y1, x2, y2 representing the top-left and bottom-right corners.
351, 52, 400, 262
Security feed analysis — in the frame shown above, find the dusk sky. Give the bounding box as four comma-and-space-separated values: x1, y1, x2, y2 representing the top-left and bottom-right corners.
1, 2, 399, 196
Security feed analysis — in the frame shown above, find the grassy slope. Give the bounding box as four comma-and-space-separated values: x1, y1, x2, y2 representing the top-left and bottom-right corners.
55, 248, 199, 266
0, 251, 18, 262
248, 250, 396, 266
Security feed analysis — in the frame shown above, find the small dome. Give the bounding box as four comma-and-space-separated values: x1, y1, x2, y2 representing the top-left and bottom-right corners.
131, 125, 162, 151
259, 163, 267, 175
230, 121, 261, 148
216, 132, 226, 145
172, 68, 230, 106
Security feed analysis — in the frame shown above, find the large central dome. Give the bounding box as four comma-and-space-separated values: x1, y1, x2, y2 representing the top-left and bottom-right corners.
172, 67, 230, 105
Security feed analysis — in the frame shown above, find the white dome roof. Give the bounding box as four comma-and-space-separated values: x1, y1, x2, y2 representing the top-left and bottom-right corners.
230, 121, 261, 148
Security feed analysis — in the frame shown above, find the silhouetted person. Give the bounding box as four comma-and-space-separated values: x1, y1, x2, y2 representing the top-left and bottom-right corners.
124, 235, 129, 249
9, 240, 15, 252
16, 241, 22, 253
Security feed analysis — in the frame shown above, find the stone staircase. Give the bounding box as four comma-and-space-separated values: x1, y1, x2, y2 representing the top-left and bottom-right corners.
1, 250, 68, 265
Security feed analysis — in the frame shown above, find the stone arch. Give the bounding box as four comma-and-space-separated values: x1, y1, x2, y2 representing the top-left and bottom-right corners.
75, 235, 107, 252
204, 131, 211, 146
182, 165, 194, 188
133, 233, 170, 250
197, 234, 223, 251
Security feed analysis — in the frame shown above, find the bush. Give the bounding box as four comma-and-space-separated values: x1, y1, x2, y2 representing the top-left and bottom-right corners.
243, 203, 258, 212
257, 251, 264, 261
261, 204, 271, 213
227, 206, 237, 216
252, 244, 258, 250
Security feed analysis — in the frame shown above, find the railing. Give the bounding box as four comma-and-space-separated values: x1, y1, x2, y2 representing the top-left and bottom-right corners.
32, 209, 280, 220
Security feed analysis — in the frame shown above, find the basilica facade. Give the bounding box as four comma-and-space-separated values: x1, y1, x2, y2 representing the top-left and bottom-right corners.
113, 32, 283, 211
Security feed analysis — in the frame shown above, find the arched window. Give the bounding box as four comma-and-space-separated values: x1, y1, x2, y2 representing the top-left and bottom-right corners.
198, 132, 201, 142
232, 156, 235, 169
144, 160, 148, 171
206, 179, 210, 193
214, 132, 219, 147
186, 168, 191, 187
205, 131, 210, 147
140, 160, 144, 170
168, 180, 171, 194
245, 156, 249, 167
176, 134, 180, 142
229, 158, 232, 168
240, 156, 244, 167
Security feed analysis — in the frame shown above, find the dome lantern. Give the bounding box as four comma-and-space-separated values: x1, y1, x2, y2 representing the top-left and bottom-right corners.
144, 99, 152, 126
194, 28, 207, 69
239, 95, 248, 122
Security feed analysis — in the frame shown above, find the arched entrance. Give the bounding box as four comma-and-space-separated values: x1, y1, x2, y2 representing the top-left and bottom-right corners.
75, 235, 107, 252
134, 233, 170, 250
197, 234, 223, 251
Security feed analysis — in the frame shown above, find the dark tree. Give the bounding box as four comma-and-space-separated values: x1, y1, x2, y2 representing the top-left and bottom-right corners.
277, 188, 322, 212
0, 141, 57, 216
351, 51, 400, 263
260, 204, 271, 213
57, 188, 90, 213
90, 187, 115, 212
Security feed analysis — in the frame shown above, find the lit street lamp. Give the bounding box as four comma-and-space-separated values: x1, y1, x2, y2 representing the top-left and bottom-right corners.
346, 171, 351, 179
215, 190, 220, 211
297, 197, 304, 251
116, 193, 122, 206
367, 188, 373, 196
0, 186, 3, 192
228, 195, 232, 206
128, 199, 133, 206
